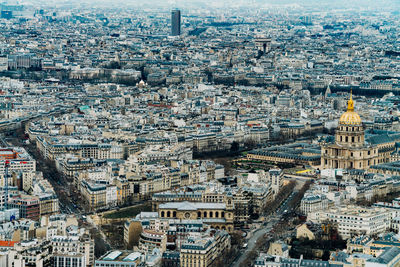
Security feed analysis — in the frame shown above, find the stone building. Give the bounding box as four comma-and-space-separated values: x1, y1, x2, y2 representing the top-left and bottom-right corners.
321, 94, 392, 170
158, 201, 234, 232
180, 230, 231, 267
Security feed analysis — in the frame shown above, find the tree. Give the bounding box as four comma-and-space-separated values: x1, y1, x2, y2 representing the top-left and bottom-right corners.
106, 61, 121, 69
288, 180, 313, 212
230, 231, 245, 247
322, 250, 330, 261
230, 141, 240, 152
263, 181, 296, 215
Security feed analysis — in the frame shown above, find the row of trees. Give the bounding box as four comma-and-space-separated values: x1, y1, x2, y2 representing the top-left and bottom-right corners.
289, 230, 346, 261
263, 181, 296, 215
241, 180, 315, 266
240, 181, 298, 266
287, 180, 313, 212
357, 190, 400, 207
219, 232, 246, 267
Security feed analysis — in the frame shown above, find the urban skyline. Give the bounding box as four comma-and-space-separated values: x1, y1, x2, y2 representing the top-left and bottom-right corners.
0, 1, 399, 267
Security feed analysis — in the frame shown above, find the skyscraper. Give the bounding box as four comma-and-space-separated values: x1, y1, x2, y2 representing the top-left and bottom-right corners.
171, 9, 181, 36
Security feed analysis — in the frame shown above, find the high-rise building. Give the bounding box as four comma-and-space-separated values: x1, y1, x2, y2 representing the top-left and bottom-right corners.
171, 9, 181, 36
0, 11, 12, 20
303, 15, 312, 25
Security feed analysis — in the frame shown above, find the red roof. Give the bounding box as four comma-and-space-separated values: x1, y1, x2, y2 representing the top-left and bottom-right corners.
0, 241, 16, 247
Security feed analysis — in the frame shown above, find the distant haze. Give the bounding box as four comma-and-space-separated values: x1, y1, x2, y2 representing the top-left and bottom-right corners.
12, 0, 400, 10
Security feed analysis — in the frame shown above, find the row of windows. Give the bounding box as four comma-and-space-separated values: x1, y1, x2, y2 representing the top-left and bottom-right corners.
340, 126, 363, 132
160, 211, 226, 218
339, 135, 362, 143
325, 148, 374, 158
95, 264, 135, 267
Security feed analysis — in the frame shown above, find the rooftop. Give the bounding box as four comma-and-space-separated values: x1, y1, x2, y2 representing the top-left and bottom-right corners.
159, 201, 226, 211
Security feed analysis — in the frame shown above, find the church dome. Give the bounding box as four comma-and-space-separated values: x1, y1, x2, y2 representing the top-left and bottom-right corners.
339, 93, 362, 125
339, 112, 362, 125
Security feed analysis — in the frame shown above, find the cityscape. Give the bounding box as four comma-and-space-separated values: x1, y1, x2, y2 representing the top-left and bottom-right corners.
0, 0, 400, 266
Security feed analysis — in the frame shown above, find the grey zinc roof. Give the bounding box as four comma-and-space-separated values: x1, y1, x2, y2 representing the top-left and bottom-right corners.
159, 201, 226, 210
367, 247, 400, 264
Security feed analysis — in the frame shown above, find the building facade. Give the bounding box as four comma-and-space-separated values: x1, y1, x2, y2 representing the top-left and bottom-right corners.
171, 9, 181, 36
321, 94, 396, 170
158, 201, 234, 232
300, 194, 329, 216
310, 205, 392, 239
180, 230, 230, 267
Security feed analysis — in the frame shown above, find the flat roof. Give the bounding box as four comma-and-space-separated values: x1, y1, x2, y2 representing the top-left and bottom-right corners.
104, 251, 122, 260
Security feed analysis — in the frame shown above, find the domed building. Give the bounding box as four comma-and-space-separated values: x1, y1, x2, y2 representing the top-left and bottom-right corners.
321, 94, 379, 170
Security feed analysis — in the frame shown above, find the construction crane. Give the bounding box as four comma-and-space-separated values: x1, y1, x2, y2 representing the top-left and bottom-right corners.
4, 160, 9, 211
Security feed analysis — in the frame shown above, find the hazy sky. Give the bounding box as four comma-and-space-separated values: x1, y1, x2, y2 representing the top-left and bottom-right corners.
10, 0, 400, 10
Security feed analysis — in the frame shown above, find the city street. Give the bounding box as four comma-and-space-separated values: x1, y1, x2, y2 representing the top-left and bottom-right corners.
232, 188, 300, 267
3, 128, 82, 215
0, 1, 398, 266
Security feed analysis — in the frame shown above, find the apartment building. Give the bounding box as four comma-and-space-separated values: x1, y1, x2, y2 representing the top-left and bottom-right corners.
310, 205, 392, 239
80, 180, 106, 211
180, 230, 231, 267
300, 194, 330, 216
8, 194, 40, 221
51, 234, 94, 267
138, 229, 167, 253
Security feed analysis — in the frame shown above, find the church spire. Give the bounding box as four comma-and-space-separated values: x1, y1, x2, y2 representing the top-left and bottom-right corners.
347, 90, 354, 112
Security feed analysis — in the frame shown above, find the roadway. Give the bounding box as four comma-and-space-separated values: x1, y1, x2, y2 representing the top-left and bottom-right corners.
231, 218, 278, 266
2, 130, 82, 215
232, 190, 299, 267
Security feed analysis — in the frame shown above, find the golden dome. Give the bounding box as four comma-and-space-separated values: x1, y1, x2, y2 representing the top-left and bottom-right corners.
339, 111, 362, 125
339, 92, 362, 125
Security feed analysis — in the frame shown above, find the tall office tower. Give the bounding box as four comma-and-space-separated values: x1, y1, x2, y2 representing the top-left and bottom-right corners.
1, 10, 12, 19
171, 9, 181, 36
303, 15, 312, 25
